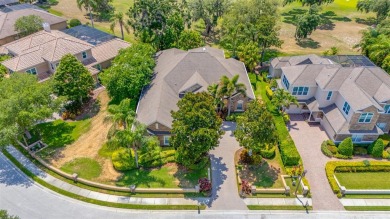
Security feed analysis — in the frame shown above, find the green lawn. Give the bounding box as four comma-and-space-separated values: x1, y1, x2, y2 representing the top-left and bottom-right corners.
345, 206, 390, 211
34, 119, 91, 158
335, 172, 390, 189
248, 205, 312, 210
116, 163, 208, 188
61, 157, 102, 180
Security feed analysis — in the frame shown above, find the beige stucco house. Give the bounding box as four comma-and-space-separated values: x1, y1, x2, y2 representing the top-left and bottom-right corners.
272, 54, 390, 143
136, 47, 255, 145
0, 27, 130, 82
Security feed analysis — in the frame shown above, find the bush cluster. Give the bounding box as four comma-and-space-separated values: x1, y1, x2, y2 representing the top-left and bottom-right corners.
321, 141, 333, 157
279, 135, 301, 166
69, 19, 81, 27
338, 137, 353, 157
239, 149, 262, 165
368, 139, 384, 158
260, 146, 276, 159
112, 148, 135, 171
353, 147, 368, 156
265, 86, 273, 100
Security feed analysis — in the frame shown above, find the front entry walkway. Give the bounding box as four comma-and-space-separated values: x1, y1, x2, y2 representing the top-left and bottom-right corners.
208, 121, 247, 210
288, 115, 344, 211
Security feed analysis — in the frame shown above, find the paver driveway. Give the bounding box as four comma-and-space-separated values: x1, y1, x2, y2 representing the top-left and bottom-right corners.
208, 121, 247, 210
288, 115, 344, 211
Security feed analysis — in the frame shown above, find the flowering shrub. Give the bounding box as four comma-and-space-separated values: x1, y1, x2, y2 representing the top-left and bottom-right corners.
198, 178, 211, 192
241, 180, 251, 195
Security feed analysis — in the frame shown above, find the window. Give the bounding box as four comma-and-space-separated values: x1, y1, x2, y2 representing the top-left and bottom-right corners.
8, 69, 13, 74
352, 134, 363, 143
237, 100, 243, 111
292, 87, 309, 95
358, 113, 373, 123
342, 102, 351, 115
26, 67, 37, 75
95, 64, 102, 71
82, 51, 87, 59
50, 63, 55, 70
377, 123, 387, 131
163, 136, 170, 146
326, 91, 333, 101
384, 105, 390, 114
282, 75, 290, 89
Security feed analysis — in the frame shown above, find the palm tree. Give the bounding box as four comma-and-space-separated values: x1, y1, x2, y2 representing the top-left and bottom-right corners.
367, 35, 390, 67
207, 83, 224, 112
77, 0, 96, 28
271, 89, 298, 112
106, 98, 135, 129
219, 75, 247, 117
110, 12, 130, 40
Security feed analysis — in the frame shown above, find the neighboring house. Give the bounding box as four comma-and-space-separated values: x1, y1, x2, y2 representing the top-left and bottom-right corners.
0, 0, 19, 8
272, 54, 390, 144
0, 26, 130, 82
0, 7, 67, 45
136, 47, 255, 145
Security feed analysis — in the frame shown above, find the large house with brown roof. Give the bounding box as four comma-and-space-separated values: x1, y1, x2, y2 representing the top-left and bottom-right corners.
136, 47, 255, 145
0, 6, 67, 45
0, 26, 130, 82
271, 54, 390, 143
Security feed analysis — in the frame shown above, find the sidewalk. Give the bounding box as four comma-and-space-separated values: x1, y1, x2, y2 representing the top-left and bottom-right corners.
340, 199, 390, 207
244, 197, 312, 206
4, 146, 209, 206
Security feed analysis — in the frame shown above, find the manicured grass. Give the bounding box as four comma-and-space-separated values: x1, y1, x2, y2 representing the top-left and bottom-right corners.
248, 205, 312, 210
345, 206, 390, 211
116, 163, 208, 188
335, 172, 390, 190
61, 157, 102, 180
34, 119, 91, 158
285, 177, 303, 196
238, 161, 284, 189
2, 148, 204, 210
344, 194, 390, 199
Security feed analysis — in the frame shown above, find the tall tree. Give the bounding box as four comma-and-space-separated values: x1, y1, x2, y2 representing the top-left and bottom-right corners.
174, 30, 205, 50
110, 12, 130, 40
271, 88, 298, 112
53, 54, 94, 105
188, 0, 231, 36
235, 101, 277, 153
357, 0, 390, 24
237, 42, 261, 72
219, 75, 246, 116
160, 12, 185, 50
283, 0, 334, 6
0, 73, 62, 146
207, 83, 224, 112
100, 43, 156, 103
106, 98, 135, 130
171, 92, 224, 168
14, 15, 43, 37
127, 0, 186, 50
77, 0, 97, 27
295, 5, 321, 39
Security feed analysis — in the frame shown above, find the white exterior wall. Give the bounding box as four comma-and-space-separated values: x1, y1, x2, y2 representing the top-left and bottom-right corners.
335, 94, 354, 122
315, 89, 339, 108
321, 116, 336, 141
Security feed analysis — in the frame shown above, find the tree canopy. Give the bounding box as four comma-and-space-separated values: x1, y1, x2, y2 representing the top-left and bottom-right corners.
219, 75, 246, 116
174, 30, 205, 50
0, 73, 62, 146
235, 101, 277, 152
220, 0, 282, 63
294, 5, 321, 39
100, 43, 156, 103
237, 42, 261, 72
53, 54, 94, 105
14, 15, 43, 37
170, 92, 224, 168
127, 0, 187, 50
283, 0, 334, 6
357, 0, 390, 24
271, 88, 298, 112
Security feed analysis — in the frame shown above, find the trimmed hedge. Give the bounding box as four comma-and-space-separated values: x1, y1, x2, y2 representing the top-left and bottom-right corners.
112, 148, 135, 171
260, 146, 276, 159
338, 137, 353, 157
370, 139, 384, 158
321, 141, 333, 157
265, 86, 273, 100
325, 160, 390, 195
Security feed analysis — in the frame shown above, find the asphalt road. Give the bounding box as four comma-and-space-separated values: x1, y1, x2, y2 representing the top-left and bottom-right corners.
1, 153, 390, 219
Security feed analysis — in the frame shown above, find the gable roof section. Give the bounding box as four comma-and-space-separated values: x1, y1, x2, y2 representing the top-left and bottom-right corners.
0, 8, 66, 40
136, 47, 254, 129
271, 54, 333, 69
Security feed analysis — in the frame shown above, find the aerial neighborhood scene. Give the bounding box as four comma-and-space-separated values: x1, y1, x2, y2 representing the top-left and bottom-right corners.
1, 0, 390, 218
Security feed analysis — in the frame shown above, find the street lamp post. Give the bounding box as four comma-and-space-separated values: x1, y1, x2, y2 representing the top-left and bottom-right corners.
295, 169, 307, 196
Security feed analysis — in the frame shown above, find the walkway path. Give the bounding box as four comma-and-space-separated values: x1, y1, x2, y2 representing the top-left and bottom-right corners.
288, 115, 344, 211
3, 146, 209, 206
208, 121, 247, 210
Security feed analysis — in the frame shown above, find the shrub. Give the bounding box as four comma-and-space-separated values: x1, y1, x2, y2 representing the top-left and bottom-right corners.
321, 141, 333, 157
69, 19, 81, 27
334, 153, 351, 159
112, 148, 135, 171
241, 180, 251, 195
353, 147, 368, 156
198, 178, 211, 192
383, 151, 390, 159
187, 156, 209, 170
265, 86, 273, 99
370, 139, 385, 158
252, 154, 263, 165
240, 149, 253, 164
338, 137, 353, 157
260, 146, 276, 159
282, 112, 290, 124
327, 139, 336, 146
279, 136, 301, 166
328, 145, 338, 154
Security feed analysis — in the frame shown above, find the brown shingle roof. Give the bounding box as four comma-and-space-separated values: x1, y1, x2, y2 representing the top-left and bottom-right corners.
0, 8, 66, 40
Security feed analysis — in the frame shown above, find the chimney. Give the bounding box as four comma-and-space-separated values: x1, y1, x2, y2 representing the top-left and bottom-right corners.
42, 22, 51, 32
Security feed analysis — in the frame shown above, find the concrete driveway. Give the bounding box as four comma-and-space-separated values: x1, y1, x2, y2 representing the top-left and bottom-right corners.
288, 115, 344, 211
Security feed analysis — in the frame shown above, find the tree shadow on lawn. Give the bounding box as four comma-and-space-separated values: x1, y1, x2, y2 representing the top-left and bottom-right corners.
205, 155, 228, 207
282, 8, 308, 25
296, 38, 320, 49
35, 121, 75, 148
355, 17, 377, 26
239, 161, 281, 188
173, 164, 208, 188
115, 167, 167, 188
319, 11, 351, 30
